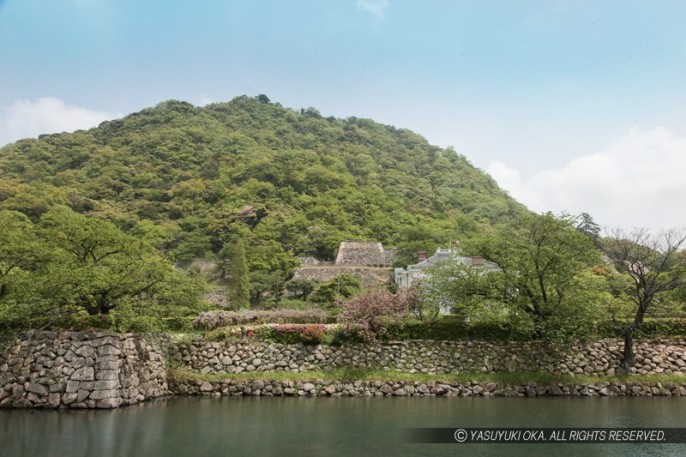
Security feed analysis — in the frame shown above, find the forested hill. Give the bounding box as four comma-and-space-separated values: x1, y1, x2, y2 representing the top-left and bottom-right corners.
0, 95, 526, 269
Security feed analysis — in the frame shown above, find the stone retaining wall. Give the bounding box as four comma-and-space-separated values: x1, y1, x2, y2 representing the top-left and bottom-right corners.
0, 331, 167, 409
4, 333, 686, 409
170, 378, 686, 398
173, 339, 686, 377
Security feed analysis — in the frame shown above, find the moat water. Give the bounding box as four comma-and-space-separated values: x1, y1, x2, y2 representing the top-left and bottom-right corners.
2, 396, 686, 456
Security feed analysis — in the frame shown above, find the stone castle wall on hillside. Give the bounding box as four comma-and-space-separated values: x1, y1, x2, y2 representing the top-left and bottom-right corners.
0, 332, 167, 409
290, 241, 396, 289
173, 338, 686, 377
290, 266, 393, 288
335, 242, 395, 266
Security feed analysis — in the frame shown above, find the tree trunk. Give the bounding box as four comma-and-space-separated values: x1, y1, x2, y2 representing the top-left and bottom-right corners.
86, 306, 99, 316
622, 326, 635, 369
622, 300, 648, 369
85, 304, 110, 316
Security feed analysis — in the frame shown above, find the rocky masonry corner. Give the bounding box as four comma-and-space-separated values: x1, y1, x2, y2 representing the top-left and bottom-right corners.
0, 331, 167, 409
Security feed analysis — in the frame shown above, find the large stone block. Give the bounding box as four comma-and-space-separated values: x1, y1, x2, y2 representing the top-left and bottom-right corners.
90, 389, 118, 400
97, 345, 122, 357
75, 345, 95, 358
61, 392, 78, 405
48, 393, 61, 408
97, 361, 119, 371
77, 389, 91, 403
91, 336, 119, 347
96, 398, 122, 409
71, 367, 94, 382
49, 382, 65, 393
13, 398, 33, 408
28, 383, 49, 396
94, 380, 119, 390
65, 381, 80, 394
96, 370, 119, 381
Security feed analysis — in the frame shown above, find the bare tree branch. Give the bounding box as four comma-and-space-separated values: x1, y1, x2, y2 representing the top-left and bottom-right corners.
604, 227, 686, 368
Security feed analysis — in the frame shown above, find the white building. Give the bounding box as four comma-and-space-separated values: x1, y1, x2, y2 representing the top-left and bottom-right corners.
394, 248, 500, 288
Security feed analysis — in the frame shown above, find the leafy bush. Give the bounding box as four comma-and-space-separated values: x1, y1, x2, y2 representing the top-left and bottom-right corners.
308, 274, 362, 305
596, 318, 686, 338
193, 308, 332, 329
381, 316, 528, 341
329, 325, 367, 345
337, 290, 414, 341
253, 324, 330, 345
203, 317, 686, 345
382, 317, 686, 341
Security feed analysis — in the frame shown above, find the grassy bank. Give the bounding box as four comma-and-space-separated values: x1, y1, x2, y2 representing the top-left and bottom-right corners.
168, 367, 686, 386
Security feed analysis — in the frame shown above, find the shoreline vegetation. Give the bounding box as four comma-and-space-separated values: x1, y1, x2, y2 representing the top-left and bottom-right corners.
167, 367, 686, 399
168, 366, 686, 386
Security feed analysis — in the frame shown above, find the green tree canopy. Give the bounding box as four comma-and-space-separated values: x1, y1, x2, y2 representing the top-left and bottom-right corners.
429, 213, 603, 342
0, 210, 46, 298
37, 206, 200, 317
0, 206, 205, 334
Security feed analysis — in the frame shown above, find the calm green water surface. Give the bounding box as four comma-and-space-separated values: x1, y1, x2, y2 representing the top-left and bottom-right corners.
2, 396, 686, 457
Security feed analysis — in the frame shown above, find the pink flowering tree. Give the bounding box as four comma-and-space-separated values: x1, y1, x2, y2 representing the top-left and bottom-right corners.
337, 290, 414, 341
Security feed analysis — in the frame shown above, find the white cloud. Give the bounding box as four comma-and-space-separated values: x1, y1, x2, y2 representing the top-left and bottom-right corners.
190, 94, 216, 107
0, 97, 118, 147
356, 0, 389, 20
487, 127, 686, 230
487, 160, 542, 210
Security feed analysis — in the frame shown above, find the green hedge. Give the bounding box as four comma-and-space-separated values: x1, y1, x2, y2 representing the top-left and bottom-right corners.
201, 317, 686, 345
379, 317, 526, 341
596, 318, 686, 338
382, 317, 686, 342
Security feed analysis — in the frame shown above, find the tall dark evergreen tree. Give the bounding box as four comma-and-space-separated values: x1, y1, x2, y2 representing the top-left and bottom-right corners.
227, 239, 251, 310
575, 212, 601, 245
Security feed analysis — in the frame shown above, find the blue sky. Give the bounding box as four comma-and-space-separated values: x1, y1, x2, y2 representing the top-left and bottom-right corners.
1, 0, 685, 229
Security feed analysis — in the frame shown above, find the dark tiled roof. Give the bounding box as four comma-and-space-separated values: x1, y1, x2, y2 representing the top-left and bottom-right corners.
407, 249, 500, 271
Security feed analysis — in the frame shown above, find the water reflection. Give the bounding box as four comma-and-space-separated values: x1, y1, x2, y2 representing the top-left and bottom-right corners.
2, 397, 686, 457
